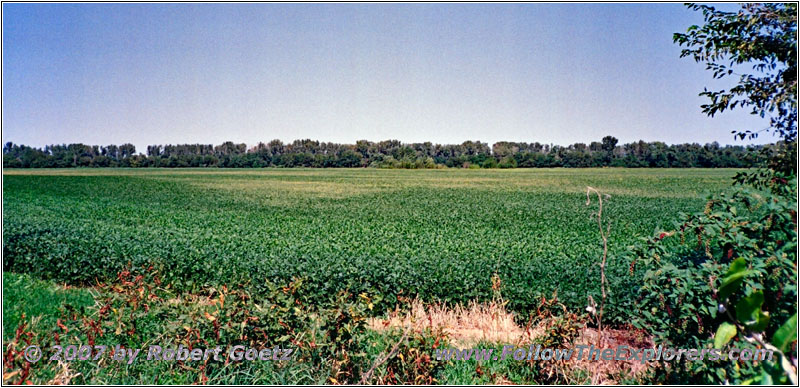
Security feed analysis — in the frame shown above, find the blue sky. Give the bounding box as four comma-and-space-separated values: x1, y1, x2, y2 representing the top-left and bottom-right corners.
2, 3, 775, 152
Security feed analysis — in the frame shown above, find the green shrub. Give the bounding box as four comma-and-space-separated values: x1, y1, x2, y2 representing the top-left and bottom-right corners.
628, 173, 797, 384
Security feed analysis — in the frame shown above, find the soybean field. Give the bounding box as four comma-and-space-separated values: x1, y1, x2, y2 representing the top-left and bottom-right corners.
3, 168, 737, 320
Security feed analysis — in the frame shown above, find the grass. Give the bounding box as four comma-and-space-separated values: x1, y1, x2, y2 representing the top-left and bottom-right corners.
368, 298, 528, 347
2, 272, 95, 341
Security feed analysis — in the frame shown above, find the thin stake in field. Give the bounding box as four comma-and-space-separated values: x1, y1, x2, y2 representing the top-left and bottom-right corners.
585, 186, 611, 347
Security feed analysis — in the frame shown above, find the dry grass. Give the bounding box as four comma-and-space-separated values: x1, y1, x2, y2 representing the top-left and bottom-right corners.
47, 361, 81, 385
576, 327, 655, 384
367, 299, 533, 348
368, 298, 654, 384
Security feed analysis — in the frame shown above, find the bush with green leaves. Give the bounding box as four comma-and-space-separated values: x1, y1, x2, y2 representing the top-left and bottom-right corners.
628, 173, 796, 384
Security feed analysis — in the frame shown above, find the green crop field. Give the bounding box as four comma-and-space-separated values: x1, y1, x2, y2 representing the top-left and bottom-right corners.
3, 168, 737, 319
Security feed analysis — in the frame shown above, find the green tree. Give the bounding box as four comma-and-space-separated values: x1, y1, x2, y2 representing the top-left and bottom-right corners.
674, 3, 797, 173
601, 135, 618, 163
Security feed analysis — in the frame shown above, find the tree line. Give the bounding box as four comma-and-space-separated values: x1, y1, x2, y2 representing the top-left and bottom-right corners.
2, 136, 776, 169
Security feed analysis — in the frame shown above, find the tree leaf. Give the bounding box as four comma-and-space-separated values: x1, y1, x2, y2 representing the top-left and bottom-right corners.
715, 322, 737, 349
719, 258, 752, 301
735, 291, 765, 328
725, 257, 747, 277
772, 313, 797, 353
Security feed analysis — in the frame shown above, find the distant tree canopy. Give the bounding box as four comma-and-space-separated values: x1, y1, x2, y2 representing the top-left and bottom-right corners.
674, 3, 797, 173
2, 137, 776, 169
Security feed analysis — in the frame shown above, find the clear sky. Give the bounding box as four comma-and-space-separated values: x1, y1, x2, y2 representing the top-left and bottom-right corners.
2, 3, 776, 153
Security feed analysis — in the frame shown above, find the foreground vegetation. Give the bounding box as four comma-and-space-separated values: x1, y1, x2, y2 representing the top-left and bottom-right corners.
0, 270, 593, 384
